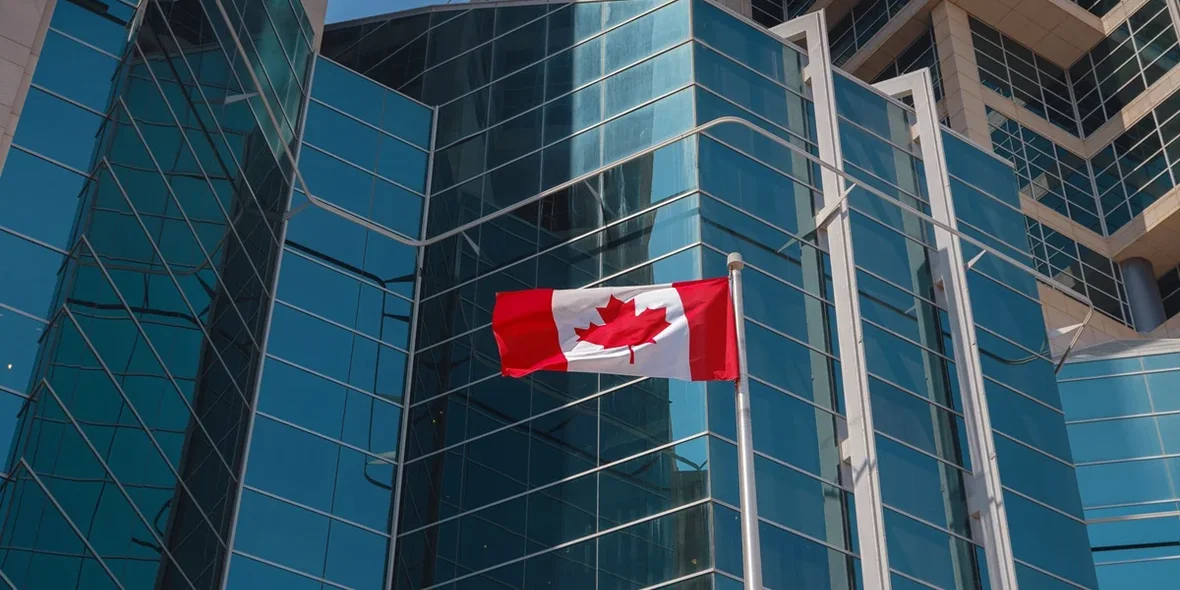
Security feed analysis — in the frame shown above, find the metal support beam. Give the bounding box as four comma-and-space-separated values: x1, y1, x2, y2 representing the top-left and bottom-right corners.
874, 69, 1020, 590
772, 13, 893, 590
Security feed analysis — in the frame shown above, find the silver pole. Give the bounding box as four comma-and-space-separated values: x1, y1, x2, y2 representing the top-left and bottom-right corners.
728, 251, 763, 590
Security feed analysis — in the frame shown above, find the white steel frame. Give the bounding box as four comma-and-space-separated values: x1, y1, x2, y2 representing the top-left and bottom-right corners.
873, 69, 1021, 590
771, 13, 894, 590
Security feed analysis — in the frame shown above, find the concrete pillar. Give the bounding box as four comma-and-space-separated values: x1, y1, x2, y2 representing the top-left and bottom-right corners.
931, 1, 992, 146
1121, 257, 1167, 332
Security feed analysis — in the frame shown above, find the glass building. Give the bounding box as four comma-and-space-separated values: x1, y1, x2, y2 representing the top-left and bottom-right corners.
1059, 341, 1180, 588
0, 0, 1178, 587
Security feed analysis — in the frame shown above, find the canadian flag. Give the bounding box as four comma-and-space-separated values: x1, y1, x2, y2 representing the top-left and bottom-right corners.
492, 277, 738, 381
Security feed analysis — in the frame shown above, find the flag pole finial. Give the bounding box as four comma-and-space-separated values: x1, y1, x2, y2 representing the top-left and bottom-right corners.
727, 252, 745, 272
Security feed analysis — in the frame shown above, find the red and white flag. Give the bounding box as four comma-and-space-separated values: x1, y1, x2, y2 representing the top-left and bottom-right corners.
492, 277, 738, 381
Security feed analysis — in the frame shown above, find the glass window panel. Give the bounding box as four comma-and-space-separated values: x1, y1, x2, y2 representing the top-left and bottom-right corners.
15, 89, 105, 171
0, 150, 86, 249
1006, 492, 1098, 588
0, 230, 65, 318
598, 502, 710, 590
33, 31, 122, 111
884, 509, 982, 590
599, 437, 708, 528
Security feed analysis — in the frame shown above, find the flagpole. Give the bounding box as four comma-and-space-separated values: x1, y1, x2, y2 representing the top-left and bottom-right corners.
727, 252, 763, 590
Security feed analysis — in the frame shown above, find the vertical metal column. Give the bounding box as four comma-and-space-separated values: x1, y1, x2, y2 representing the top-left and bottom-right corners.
727, 252, 763, 590
873, 69, 1020, 590
771, 13, 893, 590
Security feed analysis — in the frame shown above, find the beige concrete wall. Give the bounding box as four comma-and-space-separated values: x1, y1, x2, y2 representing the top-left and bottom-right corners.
0, 0, 55, 174
932, 1, 991, 145
299, 0, 329, 48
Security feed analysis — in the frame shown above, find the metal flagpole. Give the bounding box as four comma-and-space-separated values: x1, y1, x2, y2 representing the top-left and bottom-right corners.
727, 252, 763, 590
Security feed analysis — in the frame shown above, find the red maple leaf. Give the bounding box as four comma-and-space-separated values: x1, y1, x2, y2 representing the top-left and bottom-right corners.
574, 295, 671, 364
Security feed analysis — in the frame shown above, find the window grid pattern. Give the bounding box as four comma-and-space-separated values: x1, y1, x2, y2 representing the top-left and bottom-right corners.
969, 17, 1079, 135
871, 26, 944, 102
829, 0, 914, 66
749, 0, 817, 30
1025, 217, 1133, 327
1071, 0, 1120, 17
1157, 264, 1180, 319
1092, 90, 1180, 233
1070, 0, 1180, 136
987, 108, 1103, 233
0, 0, 316, 585
1059, 351, 1180, 587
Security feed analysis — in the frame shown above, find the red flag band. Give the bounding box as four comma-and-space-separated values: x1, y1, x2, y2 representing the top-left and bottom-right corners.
492, 277, 738, 381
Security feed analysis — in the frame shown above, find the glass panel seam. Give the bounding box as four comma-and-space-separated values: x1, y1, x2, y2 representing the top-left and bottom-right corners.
402, 374, 648, 466
1001, 485, 1086, 524
432, 39, 695, 153
264, 353, 403, 409
421, 189, 699, 304
308, 97, 430, 153
711, 497, 858, 557
240, 484, 392, 538
876, 429, 969, 473
431, 82, 694, 197
254, 411, 397, 466
231, 550, 352, 589
272, 299, 409, 352
710, 432, 851, 492
301, 142, 427, 197
281, 246, 416, 304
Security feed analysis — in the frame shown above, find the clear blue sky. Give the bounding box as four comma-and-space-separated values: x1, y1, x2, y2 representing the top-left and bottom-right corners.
326, 0, 454, 23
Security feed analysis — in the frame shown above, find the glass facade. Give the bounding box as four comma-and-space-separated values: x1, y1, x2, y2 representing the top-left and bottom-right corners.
829, 0, 914, 66
0, 0, 314, 586
0, 0, 1109, 588
1069, 0, 1179, 136
969, 17, 1079, 135
1059, 346, 1180, 588
1025, 218, 1133, 328
987, 109, 1102, 233
870, 27, 943, 103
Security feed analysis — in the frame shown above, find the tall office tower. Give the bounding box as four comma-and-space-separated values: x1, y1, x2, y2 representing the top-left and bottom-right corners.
0, 0, 1174, 587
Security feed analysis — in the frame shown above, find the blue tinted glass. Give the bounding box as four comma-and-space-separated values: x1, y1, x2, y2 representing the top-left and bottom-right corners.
1006, 492, 1098, 587
692, 0, 806, 91
0, 230, 65, 318
33, 31, 121, 110
1062, 374, 1153, 420
227, 554, 322, 590
0, 311, 45, 395
15, 89, 104, 170
0, 150, 85, 249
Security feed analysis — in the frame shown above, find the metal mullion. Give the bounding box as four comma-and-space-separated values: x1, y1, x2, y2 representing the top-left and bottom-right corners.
40, 238, 240, 476
226, 11, 300, 136
113, 97, 268, 351
308, 98, 429, 153
713, 497, 858, 557
1076, 451, 1180, 467
876, 428, 970, 473
867, 370, 964, 418
99, 161, 254, 407
860, 315, 954, 363
55, 307, 229, 545
1001, 484, 1087, 524
991, 429, 1074, 468
272, 299, 409, 353
144, 0, 286, 246
1067, 407, 1180, 425
1085, 497, 1180, 512
745, 315, 840, 362
882, 503, 981, 548
132, 23, 286, 247
745, 373, 844, 419
14, 460, 126, 589
403, 374, 645, 467
31, 382, 200, 590
280, 246, 415, 304
7, 144, 92, 179
433, 38, 694, 153
693, 84, 818, 152
693, 38, 813, 103
399, 440, 711, 541
254, 411, 396, 467
972, 323, 1052, 366
843, 159, 931, 206
697, 132, 826, 195
431, 81, 693, 197
982, 374, 1066, 416
847, 201, 939, 253
232, 550, 353, 590
26, 82, 109, 118
241, 484, 391, 538
352, 9, 469, 80
891, 569, 946, 590
837, 115, 925, 162
407, 0, 677, 108
264, 354, 400, 410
